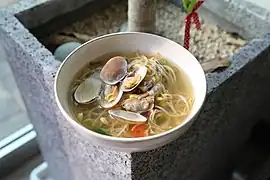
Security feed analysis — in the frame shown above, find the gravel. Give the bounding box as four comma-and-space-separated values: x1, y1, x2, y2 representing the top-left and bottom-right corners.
44, 0, 246, 63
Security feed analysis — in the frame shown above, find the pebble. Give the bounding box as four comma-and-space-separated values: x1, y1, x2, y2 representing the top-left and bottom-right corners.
120, 23, 127, 32
54, 42, 82, 62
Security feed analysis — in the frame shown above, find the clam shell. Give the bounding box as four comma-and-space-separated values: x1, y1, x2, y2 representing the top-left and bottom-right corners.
100, 56, 128, 85
108, 110, 147, 124
99, 85, 123, 108
121, 66, 147, 92
74, 76, 102, 104
122, 96, 154, 113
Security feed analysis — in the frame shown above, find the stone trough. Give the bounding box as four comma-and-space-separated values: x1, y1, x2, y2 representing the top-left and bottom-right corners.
1, 0, 270, 180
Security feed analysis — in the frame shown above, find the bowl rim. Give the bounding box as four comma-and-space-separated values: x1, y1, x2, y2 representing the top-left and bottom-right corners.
54, 31, 207, 143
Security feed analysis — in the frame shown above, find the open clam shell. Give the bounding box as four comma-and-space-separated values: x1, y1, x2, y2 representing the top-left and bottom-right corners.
74, 76, 102, 104
108, 110, 147, 124
100, 56, 128, 85
99, 84, 123, 108
121, 66, 147, 92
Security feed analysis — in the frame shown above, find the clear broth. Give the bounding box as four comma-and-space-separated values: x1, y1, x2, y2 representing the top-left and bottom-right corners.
69, 52, 194, 138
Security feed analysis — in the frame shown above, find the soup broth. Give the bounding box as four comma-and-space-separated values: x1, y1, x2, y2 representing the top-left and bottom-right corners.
69, 52, 194, 138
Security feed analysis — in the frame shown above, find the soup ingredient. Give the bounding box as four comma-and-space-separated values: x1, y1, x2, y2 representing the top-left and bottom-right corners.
94, 128, 111, 136
108, 109, 147, 124
121, 83, 164, 112
131, 124, 146, 137
121, 65, 147, 92
139, 83, 164, 99
122, 95, 154, 113
99, 84, 123, 108
70, 53, 194, 138
148, 109, 171, 134
73, 75, 102, 104
104, 85, 119, 102
155, 93, 191, 117
138, 80, 154, 92
100, 56, 128, 85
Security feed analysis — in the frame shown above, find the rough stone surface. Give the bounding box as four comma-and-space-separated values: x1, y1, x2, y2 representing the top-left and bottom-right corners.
202, 0, 270, 39
249, 157, 270, 180
1, 1, 270, 180
0, 11, 132, 180
3, 0, 107, 29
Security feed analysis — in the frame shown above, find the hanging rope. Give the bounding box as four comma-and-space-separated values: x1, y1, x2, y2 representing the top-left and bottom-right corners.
183, 0, 204, 50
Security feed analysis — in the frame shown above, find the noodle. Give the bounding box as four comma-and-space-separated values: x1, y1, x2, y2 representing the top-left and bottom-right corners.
69, 53, 194, 137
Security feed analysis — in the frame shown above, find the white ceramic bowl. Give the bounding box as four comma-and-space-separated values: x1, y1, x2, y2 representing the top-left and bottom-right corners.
54, 32, 206, 152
